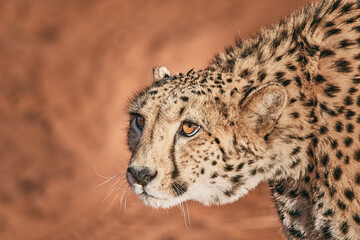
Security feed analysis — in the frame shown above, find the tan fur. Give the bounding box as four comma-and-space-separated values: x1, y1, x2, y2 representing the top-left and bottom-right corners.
127, 0, 360, 239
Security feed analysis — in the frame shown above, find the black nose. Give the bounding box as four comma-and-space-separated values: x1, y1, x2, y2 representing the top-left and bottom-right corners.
127, 166, 157, 186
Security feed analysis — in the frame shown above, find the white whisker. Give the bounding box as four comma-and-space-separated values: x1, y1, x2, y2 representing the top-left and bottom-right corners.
185, 201, 191, 227
108, 191, 120, 209
97, 175, 126, 187
103, 180, 124, 202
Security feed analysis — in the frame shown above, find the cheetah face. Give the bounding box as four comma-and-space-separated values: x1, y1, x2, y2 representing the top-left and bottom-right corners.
127, 67, 288, 208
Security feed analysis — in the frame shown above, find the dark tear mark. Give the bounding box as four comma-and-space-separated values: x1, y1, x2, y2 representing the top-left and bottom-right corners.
149, 109, 161, 144
179, 107, 185, 116
172, 181, 188, 196
170, 135, 179, 179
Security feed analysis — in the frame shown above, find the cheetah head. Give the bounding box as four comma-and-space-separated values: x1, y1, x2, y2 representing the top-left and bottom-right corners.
127, 67, 294, 208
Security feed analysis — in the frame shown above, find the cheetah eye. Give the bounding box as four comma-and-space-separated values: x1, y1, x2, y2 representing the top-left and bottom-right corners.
135, 116, 145, 130
180, 122, 200, 137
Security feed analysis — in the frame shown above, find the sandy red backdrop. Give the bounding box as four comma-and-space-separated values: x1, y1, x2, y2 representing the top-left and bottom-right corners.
0, 1, 313, 239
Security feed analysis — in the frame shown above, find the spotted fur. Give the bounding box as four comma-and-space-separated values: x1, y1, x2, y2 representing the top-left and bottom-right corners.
127, 0, 360, 239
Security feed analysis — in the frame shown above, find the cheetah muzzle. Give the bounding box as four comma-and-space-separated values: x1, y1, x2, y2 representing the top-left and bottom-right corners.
126, 0, 360, 239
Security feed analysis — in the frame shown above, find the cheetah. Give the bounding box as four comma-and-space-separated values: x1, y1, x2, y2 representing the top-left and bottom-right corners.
126, 0, 360, 239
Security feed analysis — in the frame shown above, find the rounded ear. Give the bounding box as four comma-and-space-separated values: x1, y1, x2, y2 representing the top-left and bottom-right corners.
153, 66, 171, 81
240, 83, 288, 137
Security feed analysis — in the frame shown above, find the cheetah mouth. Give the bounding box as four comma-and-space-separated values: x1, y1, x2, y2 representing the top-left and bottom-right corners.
140, 191, 164, 200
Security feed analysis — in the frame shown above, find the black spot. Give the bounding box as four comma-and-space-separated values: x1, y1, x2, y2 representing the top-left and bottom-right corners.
334, 58, 352, 73
307, 164, 314, 173
275, 55, 283, 62
282, 79, 291, 87
324, 84, 341, 97
346, 123, 354, 133
344, 189, 355, 201
322, 223, 332, 239
294, 76, 302, 87
339, 39, 355, 48
355, 173, 360, 185
289, 189, 299, 198
333, 167, 342, 180
338, 200, 347, 210
236, 162, 245, 171
212, 161, 217, 166
231, 175, 243, 184
319, 103, 337, 116
344, 96, 353, 105
258, 71, 267, 82
286, 63, 297, 71
353, 214, 360, 224
148, 90, 158, 95
329, 0, 341, 14
180, 96, 189, 102
320, 49, 335, 58
306, 147, 314, 158
274, 182, 285, 195
336, 150, 343, 159
314, 74, 326, 83
240, 69, 250, 78
226, 78, 232, 83
275, 71, 285, 80
323, 208, 334, 217
201, 168, 205, 174
214, 138, 220, 144
291, 146, 301, 155
354, 149, 360, 162
330, 139, 338, 149
319, 126, 328, 134
341, 221, 349, 234
289, 226, 305, 238
301, 190, 309, 199
325, 21, 335, 28
211, 173, 218, 178
224, 190, 234, 197
289, 98, 297, 104
324, 28, 341, 39
357, 96, 360, 106
345, 109, 356, 119
290, 158, 301, 168
344, 137, 353, 147
321, 154, 329, 166
224, 164, 234, 171
291, 112, 300, 118
341, 2, 353, 13
348, 87, 357, 94
335, 121, 343, 132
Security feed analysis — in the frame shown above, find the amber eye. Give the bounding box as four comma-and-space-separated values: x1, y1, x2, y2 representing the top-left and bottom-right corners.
181, 122, 200, 137
135, 116, 145, 130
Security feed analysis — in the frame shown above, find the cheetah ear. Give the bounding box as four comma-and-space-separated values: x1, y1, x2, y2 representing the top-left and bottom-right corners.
240, 83, 288, 137
153, 66, 171, 81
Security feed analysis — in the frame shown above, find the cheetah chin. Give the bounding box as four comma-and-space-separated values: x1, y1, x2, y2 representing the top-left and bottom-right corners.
126, 0, 360, 239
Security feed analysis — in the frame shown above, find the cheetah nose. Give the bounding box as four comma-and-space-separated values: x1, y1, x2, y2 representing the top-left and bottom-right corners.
127, 166, 157, 186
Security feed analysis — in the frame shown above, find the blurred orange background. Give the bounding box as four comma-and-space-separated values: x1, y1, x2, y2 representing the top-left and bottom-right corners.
0, 1, 312, 239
